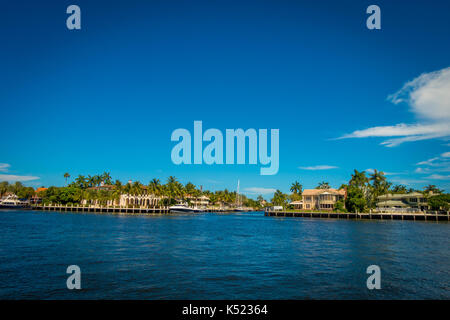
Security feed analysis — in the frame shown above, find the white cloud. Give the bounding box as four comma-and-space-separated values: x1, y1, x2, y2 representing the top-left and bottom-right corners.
417, 157, 440, 166
299, 165, 338, 170
243, 187, 277, 195
0, 163, 11, 172
426, 174, 450, 180
415, 151, 450, 176
390, 177, 429, 185
0, 174, 40, 182
338, 67, 450, 147
415, 167, 430, 174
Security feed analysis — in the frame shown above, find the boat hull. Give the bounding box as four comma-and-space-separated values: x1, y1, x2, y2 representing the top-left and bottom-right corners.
0, 205, 31, 210
169, 206, 203, 213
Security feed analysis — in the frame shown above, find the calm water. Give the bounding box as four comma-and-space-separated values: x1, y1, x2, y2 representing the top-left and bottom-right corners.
0, 210, 449, 299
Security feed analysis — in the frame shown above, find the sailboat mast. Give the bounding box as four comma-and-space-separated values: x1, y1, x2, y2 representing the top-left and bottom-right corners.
237, 180, 240, 206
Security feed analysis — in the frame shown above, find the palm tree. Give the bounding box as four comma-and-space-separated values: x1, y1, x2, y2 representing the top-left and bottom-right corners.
102, 172, 112, 185
391, 184, 407, 194
149, 178, 161, 196
75, 175, 87, 189
370, 170, 391, 194
271, 190, 288, 207
369, 169, 391, 208
290, 181, 303, 195
124, 181, 132, 195
132, 181, 144, 195
423, 185, 443, 194
112, 180, 123, 206
369, 169, 385, 187
64, 172, 70, 185
349, 169, 369, 188
166, 176, 179, 205
316, 181, 330, 189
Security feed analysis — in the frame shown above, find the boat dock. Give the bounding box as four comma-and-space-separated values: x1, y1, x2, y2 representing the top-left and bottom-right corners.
264, 210, 450, 222
32, 204, 232, 214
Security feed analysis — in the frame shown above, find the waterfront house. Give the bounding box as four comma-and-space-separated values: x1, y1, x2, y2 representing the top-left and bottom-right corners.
290, 200, 303, 209
81, 184, 163, 207
376, 192, 429, 211
186, 195, 210, 207
299, 189, 346, 211
119, 193, 162, 207
31, 187, 47, 205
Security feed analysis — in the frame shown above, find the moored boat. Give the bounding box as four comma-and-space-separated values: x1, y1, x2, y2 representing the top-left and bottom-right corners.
169, 203, 203, 213
0, 194, 30, 209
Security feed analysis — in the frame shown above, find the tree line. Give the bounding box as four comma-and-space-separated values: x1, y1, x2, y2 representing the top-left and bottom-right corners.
0, 172, 263, 208
1, 169, 447, 211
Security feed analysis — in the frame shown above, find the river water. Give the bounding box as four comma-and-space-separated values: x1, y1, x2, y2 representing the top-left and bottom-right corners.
0, 210, 448, 299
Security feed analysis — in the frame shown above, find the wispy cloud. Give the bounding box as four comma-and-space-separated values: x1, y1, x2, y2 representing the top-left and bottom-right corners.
337, 67, 450, 147
299, 165, 338, 170
0, 163, 40, 182
417, 157, 440, 166
0, 163, 11, 172
243, 187, 276, 195
365, 168, 404, 176
426, 174, 450, 180
0, 174, 40, 182
415, 151, 450, 175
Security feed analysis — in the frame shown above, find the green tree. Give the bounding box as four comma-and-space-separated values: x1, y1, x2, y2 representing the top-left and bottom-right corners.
316, 181, 330, 189
290, 181, 303, 195
0, 181, 9, 197
428, 194, 450, 210
75, 175, 87, 189
368, 169, 391, 208
148, 178, 161, 196
345, 185, 367, 213
391, 184, 407, 193
423, 185, 443, 195
349, 169, 369, 188
101, 172, 113, 185
271, 189, 288, 207
334, 199, 347, 212
17, 186, 35, 199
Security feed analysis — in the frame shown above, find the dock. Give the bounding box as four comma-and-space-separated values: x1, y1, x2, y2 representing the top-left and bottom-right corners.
32, 204, 231, 215
264, 210, 450, 222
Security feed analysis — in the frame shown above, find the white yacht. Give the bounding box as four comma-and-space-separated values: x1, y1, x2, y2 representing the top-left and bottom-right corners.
169, 202, 203, 213
0, 194, 30, 209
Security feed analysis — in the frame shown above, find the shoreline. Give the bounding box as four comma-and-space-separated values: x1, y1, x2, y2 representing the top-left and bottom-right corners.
10, 205, 450, 222
265, 210, 450, 222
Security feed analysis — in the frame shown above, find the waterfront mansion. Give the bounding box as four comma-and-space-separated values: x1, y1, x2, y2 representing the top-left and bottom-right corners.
290, 188, 347, 211
376, 192, 429, 211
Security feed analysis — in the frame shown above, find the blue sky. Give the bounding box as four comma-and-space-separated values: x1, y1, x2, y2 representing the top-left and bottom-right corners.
1, 0, 449, 198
